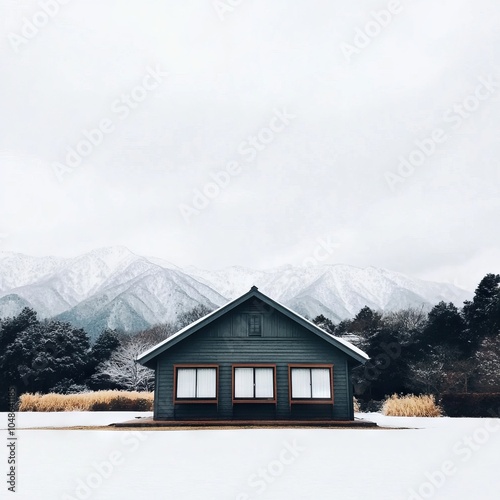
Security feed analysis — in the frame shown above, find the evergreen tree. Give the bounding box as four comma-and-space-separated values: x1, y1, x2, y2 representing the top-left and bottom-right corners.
0, 307, 38, 353
463, 273, 500, 351
350, 306, 383, 336
353, 307, 425, 399
355, 322, 407, 399
1, 316, 91, 395
0, 308, 39, 410
312, 314, 335, 334
87, 329, 120, 373
333, 319, 352, 336
419, 302, 466, 350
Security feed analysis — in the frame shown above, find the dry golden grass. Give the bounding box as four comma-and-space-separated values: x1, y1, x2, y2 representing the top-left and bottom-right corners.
18, 391, 154, 412
382, 394, 442, 417
353, 397, 360, 413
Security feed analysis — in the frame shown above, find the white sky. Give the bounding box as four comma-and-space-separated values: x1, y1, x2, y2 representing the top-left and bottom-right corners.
0, 0, 499, 291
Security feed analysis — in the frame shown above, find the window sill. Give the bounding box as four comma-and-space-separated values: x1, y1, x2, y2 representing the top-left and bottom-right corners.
290, 399, 334, 405
174, 399, 218, 404
233, 399, 277, 404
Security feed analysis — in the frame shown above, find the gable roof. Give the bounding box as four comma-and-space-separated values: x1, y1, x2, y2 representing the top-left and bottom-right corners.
137, 286, 369, 368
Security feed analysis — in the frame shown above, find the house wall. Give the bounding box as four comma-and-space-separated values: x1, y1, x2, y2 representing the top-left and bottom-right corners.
154, 302, 354, 420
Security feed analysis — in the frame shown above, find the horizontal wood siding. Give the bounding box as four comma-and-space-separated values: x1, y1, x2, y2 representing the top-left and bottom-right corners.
207, 303, 306, 339
154, 304, 353, 420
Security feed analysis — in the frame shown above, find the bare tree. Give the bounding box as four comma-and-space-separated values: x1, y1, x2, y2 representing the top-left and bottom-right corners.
175, 304, 213, 330
475, 335, 500, 391
409, 345, 476, 396
96, 337, 155, 391
383, 306, 427, 344
133, 323, 176, 345
409, 358, 446, 395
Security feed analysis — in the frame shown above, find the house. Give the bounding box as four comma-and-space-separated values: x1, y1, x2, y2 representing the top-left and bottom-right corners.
137, 286, 369, 421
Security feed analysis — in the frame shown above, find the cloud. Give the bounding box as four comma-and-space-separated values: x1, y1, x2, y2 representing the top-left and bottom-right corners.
0, 0, 498, 290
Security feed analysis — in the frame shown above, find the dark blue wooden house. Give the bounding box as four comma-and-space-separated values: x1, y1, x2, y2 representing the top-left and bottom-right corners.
137, 286, 368, 421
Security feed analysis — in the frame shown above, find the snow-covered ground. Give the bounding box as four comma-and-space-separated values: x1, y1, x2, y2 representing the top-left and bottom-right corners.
4, 411, 153, 429
1, 412, 499, 499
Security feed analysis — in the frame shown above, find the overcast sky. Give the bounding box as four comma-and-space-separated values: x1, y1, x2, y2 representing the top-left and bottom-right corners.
0, 0, 499, 291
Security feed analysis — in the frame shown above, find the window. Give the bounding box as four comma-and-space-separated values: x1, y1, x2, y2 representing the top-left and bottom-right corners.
174, 366, 218, 402
289, 365, 333, 402
233, 365, 276, 402
248, 314, 262, 336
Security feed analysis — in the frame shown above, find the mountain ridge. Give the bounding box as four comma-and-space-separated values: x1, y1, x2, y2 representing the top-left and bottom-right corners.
0, 247, 473, 337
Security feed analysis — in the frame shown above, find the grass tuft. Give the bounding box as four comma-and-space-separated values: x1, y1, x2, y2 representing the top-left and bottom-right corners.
18, 391, 154, 412
382, 393, 442, 417
353, 397, 360, 413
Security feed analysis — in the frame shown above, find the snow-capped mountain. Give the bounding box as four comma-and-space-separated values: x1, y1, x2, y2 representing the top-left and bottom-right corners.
187, 263, 472, 322
0, 247, 473, 337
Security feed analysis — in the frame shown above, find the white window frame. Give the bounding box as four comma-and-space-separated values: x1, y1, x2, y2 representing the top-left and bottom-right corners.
232, 365, 276, 403
289, 365, 334, 404
174, 365, 218, 403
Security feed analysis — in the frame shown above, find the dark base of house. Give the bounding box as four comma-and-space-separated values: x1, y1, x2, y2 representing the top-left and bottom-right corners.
110, 417, 378, 428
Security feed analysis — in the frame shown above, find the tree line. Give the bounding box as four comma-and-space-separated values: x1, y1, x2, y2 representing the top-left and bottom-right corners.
313, 273, 500, 400
0, 305, 211, 411
1, 274, 498, 411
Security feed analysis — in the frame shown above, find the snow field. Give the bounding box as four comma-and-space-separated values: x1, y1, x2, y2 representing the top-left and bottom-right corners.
1, 412, 499, 500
